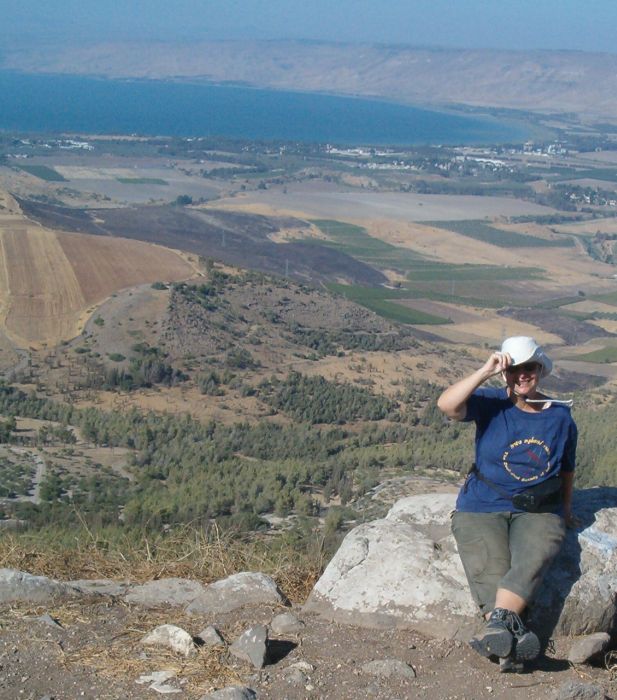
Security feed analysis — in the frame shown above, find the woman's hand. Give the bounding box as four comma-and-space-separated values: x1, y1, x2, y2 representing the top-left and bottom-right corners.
437, 350, 512, 421
481, 351, 512, 378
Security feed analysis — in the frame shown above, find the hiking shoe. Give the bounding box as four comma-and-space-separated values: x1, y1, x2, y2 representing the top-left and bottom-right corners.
507, 611, 540, 661
499, 655, 525, 673
469, 608, 513, 659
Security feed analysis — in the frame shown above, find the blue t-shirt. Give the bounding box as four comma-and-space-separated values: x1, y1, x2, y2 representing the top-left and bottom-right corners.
456, 387, 577, 513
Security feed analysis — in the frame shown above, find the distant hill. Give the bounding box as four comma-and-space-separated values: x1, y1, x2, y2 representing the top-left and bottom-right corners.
4, 40, 617, 120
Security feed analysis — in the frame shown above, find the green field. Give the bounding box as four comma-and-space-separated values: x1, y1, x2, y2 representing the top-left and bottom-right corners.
310, 220, 548, 281
406, 263, 541, 282
546, 166, 617, 184
116, 177, 168, 185
327, 283, 450, 324
361, 299, 451, 325
311, 219, 559, 313
567, 346, 617, 363
427, 220, 575, 248
330, 272, 538, 314
17, 164, 66, 182
589, 291, 617, 307
311, 219, 425, 270
534, 296, 586, 310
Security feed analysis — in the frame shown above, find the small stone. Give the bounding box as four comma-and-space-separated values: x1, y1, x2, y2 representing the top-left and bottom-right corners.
35, 613, 62, 629
568, 633, 611, 664
196, 625, 225, 646
270, 612, 305, 635
135, 671, 182, 694
199, 687, 257, 700
553, 680, 607, 700
287, 661, 314, 673
141, 624, 196, 657
229, 625, 268, 669
282, 667, 307, 686
361, 659, 417, 679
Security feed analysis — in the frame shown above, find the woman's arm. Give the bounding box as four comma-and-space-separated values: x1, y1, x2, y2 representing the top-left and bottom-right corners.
437, 351, 511, 421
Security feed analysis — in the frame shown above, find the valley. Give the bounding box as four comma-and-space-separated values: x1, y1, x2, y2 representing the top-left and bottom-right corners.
1, 129, 617, 536
1, 103, 617, 696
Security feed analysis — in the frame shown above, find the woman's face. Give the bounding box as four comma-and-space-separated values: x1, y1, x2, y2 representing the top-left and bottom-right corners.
503, 361, 541, 398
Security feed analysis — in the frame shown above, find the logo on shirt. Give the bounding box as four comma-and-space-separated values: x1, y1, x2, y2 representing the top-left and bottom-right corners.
502, 437, 551, 482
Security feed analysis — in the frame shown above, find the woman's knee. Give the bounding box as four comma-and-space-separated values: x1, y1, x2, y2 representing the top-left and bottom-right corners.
503, 512, 566, 602
452, 511, 511, 611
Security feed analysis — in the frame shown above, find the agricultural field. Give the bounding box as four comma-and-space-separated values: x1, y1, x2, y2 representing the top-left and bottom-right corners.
115, 177, 168, 185
17, 164, 67, 182
426, 219, 575, 248
2, 158, 222, 207
0, 194, 196, 348
566, 345, 617, 363
311, 218, 425, 269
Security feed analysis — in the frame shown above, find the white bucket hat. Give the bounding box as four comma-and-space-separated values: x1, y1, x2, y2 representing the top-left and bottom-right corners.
501, 336, 552, 378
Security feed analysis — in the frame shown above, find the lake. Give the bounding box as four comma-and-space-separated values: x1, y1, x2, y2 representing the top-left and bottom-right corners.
0, 71, 528, 146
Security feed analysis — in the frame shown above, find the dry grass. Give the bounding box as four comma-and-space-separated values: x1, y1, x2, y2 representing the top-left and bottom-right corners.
606, 650, 617, 680
0, 522, 322, 604
4, 600, 243, 696
68, 606, 243, 696
0, 517, 321, 697
0, 522, 321, 695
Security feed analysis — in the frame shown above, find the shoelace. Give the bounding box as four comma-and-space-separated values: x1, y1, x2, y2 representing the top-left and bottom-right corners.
506, 611, 527, 636
489, 607, 510, 624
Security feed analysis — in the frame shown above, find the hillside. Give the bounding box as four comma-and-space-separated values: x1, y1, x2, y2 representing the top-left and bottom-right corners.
4, 40, 617, 120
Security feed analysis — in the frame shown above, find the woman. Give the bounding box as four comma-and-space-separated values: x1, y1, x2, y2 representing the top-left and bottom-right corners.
437, 336, 577, 670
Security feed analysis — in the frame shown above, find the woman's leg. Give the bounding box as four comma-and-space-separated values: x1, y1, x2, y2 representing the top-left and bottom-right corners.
451, 511, 511, 616
477, 511, 565, 662
500, 511, 566, 605
493, 589, 526, 615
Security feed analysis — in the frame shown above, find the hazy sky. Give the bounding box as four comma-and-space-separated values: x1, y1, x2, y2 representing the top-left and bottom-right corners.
2, 0, 615, 53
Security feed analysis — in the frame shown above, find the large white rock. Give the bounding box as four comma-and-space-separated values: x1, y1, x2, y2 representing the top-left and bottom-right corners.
305, 494, 476, 639
305, 489, 617, 640
533, 488, 617, 637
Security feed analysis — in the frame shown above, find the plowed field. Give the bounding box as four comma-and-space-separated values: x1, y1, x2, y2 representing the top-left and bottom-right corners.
0, 210, 194, 347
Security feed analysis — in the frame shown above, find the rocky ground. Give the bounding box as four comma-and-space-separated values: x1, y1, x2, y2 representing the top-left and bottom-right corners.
0, 590, 614, 700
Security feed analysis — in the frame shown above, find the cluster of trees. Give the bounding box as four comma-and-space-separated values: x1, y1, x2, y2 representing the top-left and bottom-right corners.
17, 464, 130, 529
0, 417, 16, 442
287, 327, 417, 358
1, 372, 615, 536
37, 424, 76, 445
0, 455, 34, 499
91, 344, 188, 391
258, 371, 396, 424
